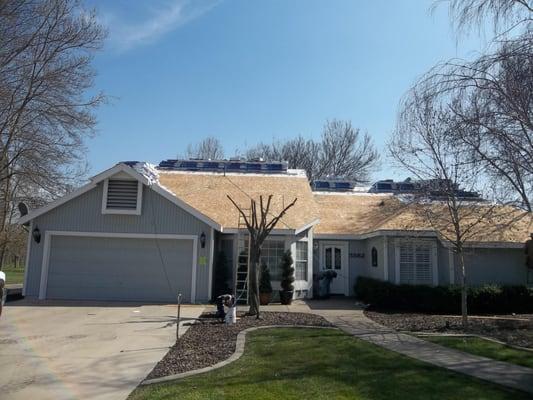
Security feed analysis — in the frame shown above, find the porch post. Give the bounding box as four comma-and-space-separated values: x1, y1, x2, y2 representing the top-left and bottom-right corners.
208, 227, 214, 300
383, 236, 389, 282
448, 248, 455, 285
394, 239, 400, 284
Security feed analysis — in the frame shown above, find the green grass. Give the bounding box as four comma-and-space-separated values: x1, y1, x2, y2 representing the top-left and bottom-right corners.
420, 335, 533, 369
129, 328, 529, 400
2, 265, 24, 285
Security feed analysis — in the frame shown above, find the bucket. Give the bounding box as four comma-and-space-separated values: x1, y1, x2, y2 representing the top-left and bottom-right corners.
225, 305, 237, 324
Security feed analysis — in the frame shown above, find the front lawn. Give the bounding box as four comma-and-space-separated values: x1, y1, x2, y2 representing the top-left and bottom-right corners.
129, 328, 529, 400
2, 265, 24, 285
419, 335, 533, 369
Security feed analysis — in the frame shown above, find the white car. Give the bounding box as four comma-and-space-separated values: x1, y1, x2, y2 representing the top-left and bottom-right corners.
0, 270, 5, 313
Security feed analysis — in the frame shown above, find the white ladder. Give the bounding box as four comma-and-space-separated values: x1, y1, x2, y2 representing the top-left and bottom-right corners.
235, 211, 251, 305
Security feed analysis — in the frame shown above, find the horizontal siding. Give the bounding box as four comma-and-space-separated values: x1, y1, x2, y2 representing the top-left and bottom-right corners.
26, 182, 213, 302
461, 248, 527, 286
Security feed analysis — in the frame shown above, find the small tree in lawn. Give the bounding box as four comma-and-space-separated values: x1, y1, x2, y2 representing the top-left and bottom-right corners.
227, 195, 297, 317
389, 89, 503, 329
279, 250, 295, 305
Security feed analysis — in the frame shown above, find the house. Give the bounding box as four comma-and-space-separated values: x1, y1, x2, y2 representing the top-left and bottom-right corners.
19, 160, 532, 303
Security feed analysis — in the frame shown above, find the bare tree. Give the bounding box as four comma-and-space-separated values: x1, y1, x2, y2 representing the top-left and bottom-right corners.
247, 120, 380, 183
318, 120, 380, 183
421, 1, 533, 210
389, 0, 533, 326
246, 136, 321, 180
437, 0, 532, 37
0, 0, 106, 268
227, 195, 297, 317
390, 90, 507, 328
185, 137, 225, 160
413, 39, 532, 210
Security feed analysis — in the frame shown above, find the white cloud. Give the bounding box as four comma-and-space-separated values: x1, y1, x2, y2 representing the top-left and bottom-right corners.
103, 0, 219, 52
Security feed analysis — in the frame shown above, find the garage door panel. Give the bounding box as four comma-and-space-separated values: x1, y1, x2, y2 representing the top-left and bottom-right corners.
46, 236, 193, 302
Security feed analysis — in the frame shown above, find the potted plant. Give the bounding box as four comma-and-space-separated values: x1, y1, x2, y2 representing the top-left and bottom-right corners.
279, 250, 295, 305
259, 263, 273, 305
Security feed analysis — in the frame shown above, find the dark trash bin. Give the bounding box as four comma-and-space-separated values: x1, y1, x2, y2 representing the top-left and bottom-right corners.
317, 270, 338, 299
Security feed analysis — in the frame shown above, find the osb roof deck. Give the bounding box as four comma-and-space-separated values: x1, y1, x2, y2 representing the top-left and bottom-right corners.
313, 193, 404, 235
314, 193, 532, 243
158, 170, 319, 231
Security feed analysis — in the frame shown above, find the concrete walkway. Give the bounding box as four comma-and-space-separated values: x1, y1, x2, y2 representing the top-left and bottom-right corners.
300, 298, 533, 395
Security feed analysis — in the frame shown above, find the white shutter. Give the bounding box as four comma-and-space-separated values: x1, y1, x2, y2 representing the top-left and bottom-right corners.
399, 243, 415, 284
399, 241, 433, 285
414, 244, 432, 284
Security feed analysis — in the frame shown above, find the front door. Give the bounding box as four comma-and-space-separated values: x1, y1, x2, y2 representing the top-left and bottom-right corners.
321, 242, 348, 295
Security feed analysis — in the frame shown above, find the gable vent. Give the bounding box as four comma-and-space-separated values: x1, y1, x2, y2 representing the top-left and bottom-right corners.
106, 180, 139, 210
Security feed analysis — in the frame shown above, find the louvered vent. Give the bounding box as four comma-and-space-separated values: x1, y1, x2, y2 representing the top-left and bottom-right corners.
106, 180, 139, 210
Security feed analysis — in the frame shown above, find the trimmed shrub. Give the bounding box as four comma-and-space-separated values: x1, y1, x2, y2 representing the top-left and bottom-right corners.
355, 276, 533, 314
259, 263, 273, 294
280, 250, 295, 292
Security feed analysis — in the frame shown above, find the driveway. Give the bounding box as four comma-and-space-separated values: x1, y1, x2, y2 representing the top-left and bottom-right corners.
0, 299, 205, 400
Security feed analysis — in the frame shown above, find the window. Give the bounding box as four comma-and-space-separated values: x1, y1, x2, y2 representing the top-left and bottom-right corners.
325, 247, 332, 269
528, 269, 533, 285
295, 241, 308, 280
325, 246, 342, 270
334, 247, 341, 269
260, 240, 285, 280
102, 179, 142, 215
399, 241, 433, 285
371, 247, 378, 267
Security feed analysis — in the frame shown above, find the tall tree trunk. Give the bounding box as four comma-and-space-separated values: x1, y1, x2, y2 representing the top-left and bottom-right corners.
458, 250, 468, 329
248, 247, 260, 318
0, 244, 7, 271
0, 171, 10, 271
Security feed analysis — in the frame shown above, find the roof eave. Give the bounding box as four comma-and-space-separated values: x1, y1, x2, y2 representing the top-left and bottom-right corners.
295, 218, 320, 235
314, 229, 526, 248
18, 182, 97, 225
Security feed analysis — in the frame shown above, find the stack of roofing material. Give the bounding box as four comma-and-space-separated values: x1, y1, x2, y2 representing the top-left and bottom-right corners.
311, 180, 356, 192
157, 159, 288, 174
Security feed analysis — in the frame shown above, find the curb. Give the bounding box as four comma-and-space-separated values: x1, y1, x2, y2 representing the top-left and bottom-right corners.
141, 325, 336, 386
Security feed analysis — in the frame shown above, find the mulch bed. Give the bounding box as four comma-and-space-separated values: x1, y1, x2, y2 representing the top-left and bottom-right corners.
147, 311, 332, 380
365, 310, 533, 348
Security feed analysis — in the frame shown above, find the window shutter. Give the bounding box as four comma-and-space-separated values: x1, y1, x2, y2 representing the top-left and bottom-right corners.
415, 245, 432, 284
399, 241, 433, 285
399, 243, 415, 284
106, 180, 139, 210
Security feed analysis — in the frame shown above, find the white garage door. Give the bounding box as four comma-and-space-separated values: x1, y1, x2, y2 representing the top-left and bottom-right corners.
43, 235, 195, 302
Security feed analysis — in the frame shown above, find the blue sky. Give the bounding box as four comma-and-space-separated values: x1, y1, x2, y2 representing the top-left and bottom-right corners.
87, 0, 486, 181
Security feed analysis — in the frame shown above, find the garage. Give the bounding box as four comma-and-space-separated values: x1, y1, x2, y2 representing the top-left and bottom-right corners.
41, 233, 196, 302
